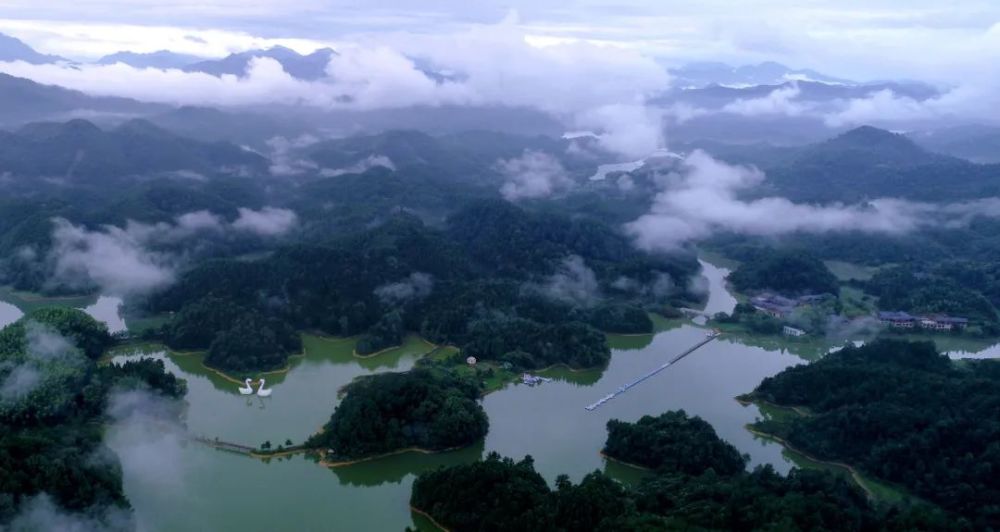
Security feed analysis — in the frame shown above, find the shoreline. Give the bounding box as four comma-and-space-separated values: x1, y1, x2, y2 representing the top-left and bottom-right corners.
410, 506, 451, 532
0, 286, 96, 304
736, 395, 812, 417
745, 426, 879, 500
318, 445, 466, 468
599, 451, 653, 472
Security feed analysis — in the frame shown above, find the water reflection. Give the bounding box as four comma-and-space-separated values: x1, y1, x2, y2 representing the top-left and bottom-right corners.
698, 259, 737, 316
329, 442, 485, 488
53, 258, 1000, 530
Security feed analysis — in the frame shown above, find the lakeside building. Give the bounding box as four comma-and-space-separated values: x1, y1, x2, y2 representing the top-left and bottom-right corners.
782, 325, 807, 337
877, 311, 968, 331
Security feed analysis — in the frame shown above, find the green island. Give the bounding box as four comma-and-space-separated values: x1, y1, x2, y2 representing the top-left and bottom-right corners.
0, 308, 186, 528
744, 339, 1000, 529
411, 409, 951, 531
305, 367, 489, 462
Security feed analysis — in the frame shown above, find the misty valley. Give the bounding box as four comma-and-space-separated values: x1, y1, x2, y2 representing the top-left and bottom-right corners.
1, 8, 1000, 532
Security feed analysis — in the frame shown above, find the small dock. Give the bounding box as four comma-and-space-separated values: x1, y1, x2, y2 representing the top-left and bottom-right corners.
192, 436, 257, 455
585, 332, 720, 411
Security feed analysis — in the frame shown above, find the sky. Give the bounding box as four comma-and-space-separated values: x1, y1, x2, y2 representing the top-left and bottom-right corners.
1, 1, 1000, 150
1, 1, 1000, 81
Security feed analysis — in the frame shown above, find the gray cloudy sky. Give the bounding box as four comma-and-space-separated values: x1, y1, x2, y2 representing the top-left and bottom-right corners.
2, 1, 1000, 80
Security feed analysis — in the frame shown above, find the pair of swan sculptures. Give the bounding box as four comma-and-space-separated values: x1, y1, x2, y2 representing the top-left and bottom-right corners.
238, 378, 272, 397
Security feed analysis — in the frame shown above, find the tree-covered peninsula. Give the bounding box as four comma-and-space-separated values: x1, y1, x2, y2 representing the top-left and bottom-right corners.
410, 410, 942, 531
0, 308, 186, 529
748, 339, 1000, 530
306, 368, 488, 460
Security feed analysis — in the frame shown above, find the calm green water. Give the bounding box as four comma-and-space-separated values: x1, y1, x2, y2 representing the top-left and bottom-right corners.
102, 262, 808, 532
0, 291, 122, 332
6, 263, 999, 531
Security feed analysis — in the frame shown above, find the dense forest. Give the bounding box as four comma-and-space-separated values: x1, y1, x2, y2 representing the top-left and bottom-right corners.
728, 249, 839, 295
411, 410, 949, 531
148, 202, 701, 373
306, 367, 488, 459
864, 266, 999, 327
750, 339, 1000, 529
752, 126, 1000, 204
0, 308, 186, 528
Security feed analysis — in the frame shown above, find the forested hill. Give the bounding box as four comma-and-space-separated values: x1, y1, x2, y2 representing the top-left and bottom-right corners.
306, 368, 488, 459
0, 118, 267, 180
727, 249, 839, 295
747, 126, 1000, 203
0, 73, 164, 127
149, 202, 702, 373
0, 308, 186, 528
750, 339, 1000, 529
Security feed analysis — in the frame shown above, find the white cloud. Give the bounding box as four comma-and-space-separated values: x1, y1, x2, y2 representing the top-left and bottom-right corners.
320, 154, 396, 177
529, 255, 601, 306
574, 104, 665, 158
0, 17, 671, 157
622, 150, 998, 251
49, 218, 176, 296
823, 89, 934, 127
0, 57, 330, 107
0, 324, 84, 404
105, 388, 189, 494
497, 150, 572, 201
266, 134, 320, 176
232, 207, 298, 236
45, 207, 295, 295
6, 494, 132, 532
722, 83, 808, 117
374, 272, 434, 304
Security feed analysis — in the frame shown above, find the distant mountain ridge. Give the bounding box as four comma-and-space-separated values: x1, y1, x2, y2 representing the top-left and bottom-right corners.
659, 80, 939, 108
97, 50, 203, 69
758, 125, 1000, 203
183, 46, 337, 79
0, 118, 267, 180
0, 73, 165, 126
0, 32, 65, 64
668, 61, 853, 88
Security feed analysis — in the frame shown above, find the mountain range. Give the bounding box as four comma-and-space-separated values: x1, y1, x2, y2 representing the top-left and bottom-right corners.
754, 126, 1000, 203
0, 32, 65, 64
668, 61, 853, 88
97, 50, 204, 69
0, 118, 267, 180
0, 73, 165, 126
183, 46, 337, 79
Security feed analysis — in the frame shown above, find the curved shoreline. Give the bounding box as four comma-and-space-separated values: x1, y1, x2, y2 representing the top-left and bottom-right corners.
745, 426, 878, 500
599, 451, 653, 472
736, 396, 812, 417
410, 506, 452, 532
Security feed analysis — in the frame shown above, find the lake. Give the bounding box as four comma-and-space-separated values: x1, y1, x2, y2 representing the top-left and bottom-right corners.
5, 262, 998, 531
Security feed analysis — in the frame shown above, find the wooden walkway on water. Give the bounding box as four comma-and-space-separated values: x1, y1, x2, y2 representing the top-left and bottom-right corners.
585, 332, 720, 411
192, 436, 257, 455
